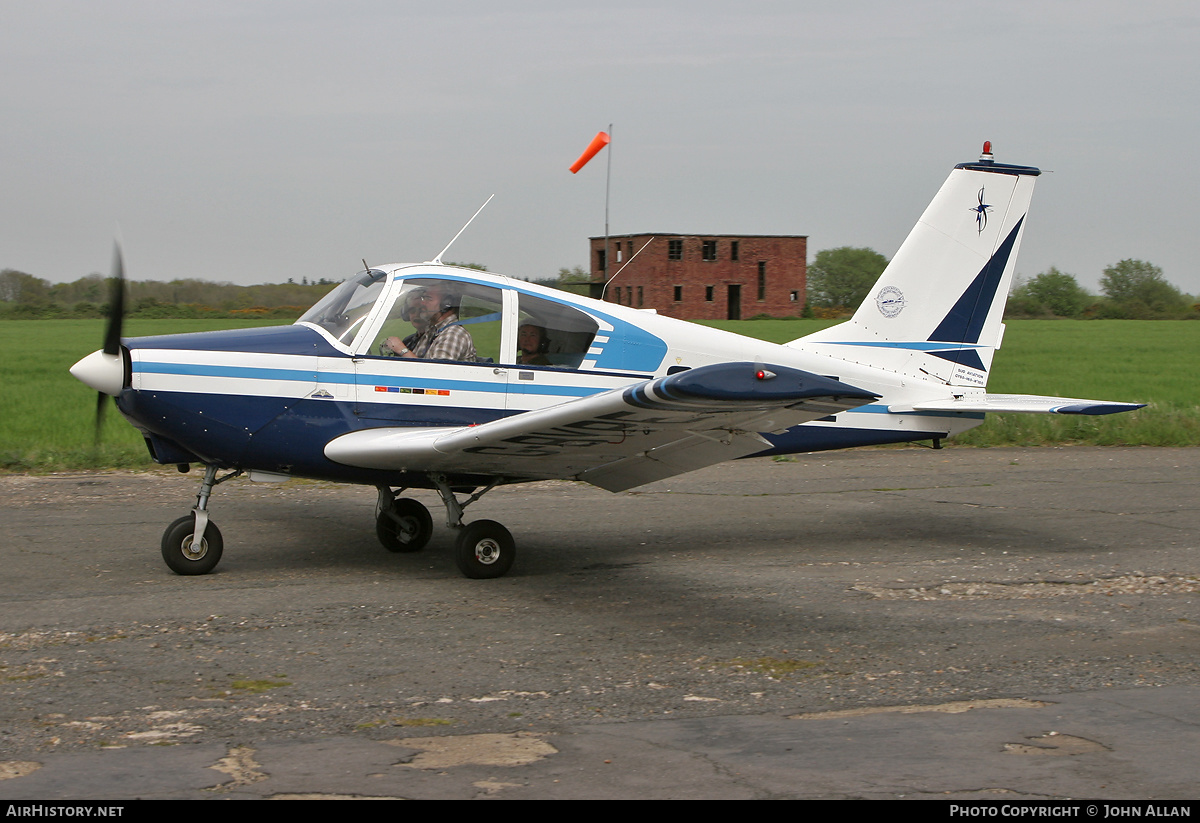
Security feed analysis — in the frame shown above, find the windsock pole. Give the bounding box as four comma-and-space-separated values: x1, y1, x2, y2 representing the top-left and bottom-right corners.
604, 124, 611, 300
570, 127, 613, 300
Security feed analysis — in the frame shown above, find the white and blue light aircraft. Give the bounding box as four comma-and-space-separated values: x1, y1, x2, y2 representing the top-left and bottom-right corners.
71, 144, 1143, 579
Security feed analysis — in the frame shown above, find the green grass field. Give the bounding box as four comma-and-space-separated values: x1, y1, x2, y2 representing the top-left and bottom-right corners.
698, 318, 1199, 447
0, 319, 292, 472
2, 318, 1196, 472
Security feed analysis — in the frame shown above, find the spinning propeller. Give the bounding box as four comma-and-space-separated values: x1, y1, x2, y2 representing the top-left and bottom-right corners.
70, 243, 128, 443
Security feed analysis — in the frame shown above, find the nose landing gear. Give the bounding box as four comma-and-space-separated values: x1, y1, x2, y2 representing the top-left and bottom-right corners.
159, 464, 241, 576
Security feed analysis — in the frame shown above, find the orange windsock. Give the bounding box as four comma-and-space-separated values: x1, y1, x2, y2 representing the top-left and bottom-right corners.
569, 131, 610, 174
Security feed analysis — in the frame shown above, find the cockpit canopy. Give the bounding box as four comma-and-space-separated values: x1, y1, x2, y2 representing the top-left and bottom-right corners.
299, 268, 650, 371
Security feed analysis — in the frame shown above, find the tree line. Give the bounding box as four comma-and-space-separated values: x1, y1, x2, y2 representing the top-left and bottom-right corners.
0, 261, 555, 320
5, 255, 1196, 321
0, 269, 341, 319
805, 247, 1198, 320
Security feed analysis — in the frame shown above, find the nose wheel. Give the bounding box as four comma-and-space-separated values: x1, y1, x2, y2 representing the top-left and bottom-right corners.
161, 515, 223, 575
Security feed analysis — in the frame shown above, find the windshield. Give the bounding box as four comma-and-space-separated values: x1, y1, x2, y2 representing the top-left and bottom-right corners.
297, 270, 388, 344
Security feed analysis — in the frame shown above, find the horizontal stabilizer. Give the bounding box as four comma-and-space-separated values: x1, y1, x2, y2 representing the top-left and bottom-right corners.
897, 394, 1146, 416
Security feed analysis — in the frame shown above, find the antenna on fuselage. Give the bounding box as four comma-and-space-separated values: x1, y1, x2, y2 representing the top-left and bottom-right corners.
600, 238, 653, 301
431, 194, 495, 265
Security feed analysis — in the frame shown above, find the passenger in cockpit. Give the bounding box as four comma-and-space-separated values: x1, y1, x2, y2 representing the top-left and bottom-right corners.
517, 324, 552, 366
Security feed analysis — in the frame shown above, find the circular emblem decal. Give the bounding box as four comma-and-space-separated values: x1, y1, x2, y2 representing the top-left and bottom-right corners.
876, 286, 906, 318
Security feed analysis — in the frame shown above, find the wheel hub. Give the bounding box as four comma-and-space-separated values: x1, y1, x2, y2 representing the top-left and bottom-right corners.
474, 538, 501, 565
181, 535, 207, 561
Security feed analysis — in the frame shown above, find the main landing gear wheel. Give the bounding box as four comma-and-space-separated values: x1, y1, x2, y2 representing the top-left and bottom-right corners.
454, 519, 515, 579
161, 515, 223, 575
377, 498, 433, 553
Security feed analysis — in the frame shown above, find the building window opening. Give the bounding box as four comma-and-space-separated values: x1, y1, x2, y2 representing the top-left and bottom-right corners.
702, 240, 717, 261
668, 239, 683, 260
731, 241, 740, 261
705, 286, 714, 302
673, 285, 683, 302
757, 261, 766, 301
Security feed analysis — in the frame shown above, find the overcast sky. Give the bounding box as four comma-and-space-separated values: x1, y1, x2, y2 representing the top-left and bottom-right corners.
4, 1, 1198, 296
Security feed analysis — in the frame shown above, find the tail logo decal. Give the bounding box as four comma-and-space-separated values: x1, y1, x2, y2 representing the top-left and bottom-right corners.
875, 286, 906, 317
972, 187, 993, 233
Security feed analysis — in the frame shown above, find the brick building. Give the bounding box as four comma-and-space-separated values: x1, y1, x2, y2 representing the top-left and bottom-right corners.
589, 233, 807, 320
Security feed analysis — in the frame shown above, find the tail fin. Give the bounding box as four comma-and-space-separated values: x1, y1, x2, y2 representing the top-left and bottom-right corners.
796, 144, 1040, 387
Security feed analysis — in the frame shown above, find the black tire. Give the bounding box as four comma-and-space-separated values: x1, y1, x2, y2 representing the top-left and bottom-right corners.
454, 520, 515, 579
161, 515, 223, 575
376, 498, 433, 553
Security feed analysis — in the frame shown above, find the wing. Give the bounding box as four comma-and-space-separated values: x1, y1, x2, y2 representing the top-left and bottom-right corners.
896, 393, 1146, 415
325, 362, 879, 492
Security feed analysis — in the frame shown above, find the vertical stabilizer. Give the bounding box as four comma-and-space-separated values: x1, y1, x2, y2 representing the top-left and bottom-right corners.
796, 144, 1040, 387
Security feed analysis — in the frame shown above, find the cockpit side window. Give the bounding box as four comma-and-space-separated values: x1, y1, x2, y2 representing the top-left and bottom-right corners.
368, 277, 503, 363
513, 293, 598, 369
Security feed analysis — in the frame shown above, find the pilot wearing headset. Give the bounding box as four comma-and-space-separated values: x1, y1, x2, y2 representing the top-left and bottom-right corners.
384, 284, 477, 362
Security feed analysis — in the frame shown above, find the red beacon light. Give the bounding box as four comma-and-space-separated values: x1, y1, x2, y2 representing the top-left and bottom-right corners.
755, 368, 776, 381
980, 141, 994, 162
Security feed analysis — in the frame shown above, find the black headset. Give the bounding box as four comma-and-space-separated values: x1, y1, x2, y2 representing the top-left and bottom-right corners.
399, 286, 459, 322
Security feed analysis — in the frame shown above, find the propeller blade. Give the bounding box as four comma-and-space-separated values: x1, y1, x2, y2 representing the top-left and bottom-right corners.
94, 391, 108, 446
102, 243, 126, 356
95, 242, 127, 445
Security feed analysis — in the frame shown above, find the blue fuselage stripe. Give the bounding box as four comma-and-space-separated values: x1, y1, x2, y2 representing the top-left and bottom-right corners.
817, 341, 984, 352
135, 362, 600, 398
848, 404, 985, 420
138, 362, 319, 381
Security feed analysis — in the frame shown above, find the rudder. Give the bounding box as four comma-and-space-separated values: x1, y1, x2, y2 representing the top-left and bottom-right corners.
796, 144, 1040, 387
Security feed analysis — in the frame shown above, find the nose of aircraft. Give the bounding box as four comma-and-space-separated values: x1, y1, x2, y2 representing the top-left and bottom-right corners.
71, 349, 125, 396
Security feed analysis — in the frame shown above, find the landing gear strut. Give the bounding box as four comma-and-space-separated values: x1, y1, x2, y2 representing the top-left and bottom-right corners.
160, 464, 241, 575
430, 474, 515, 579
